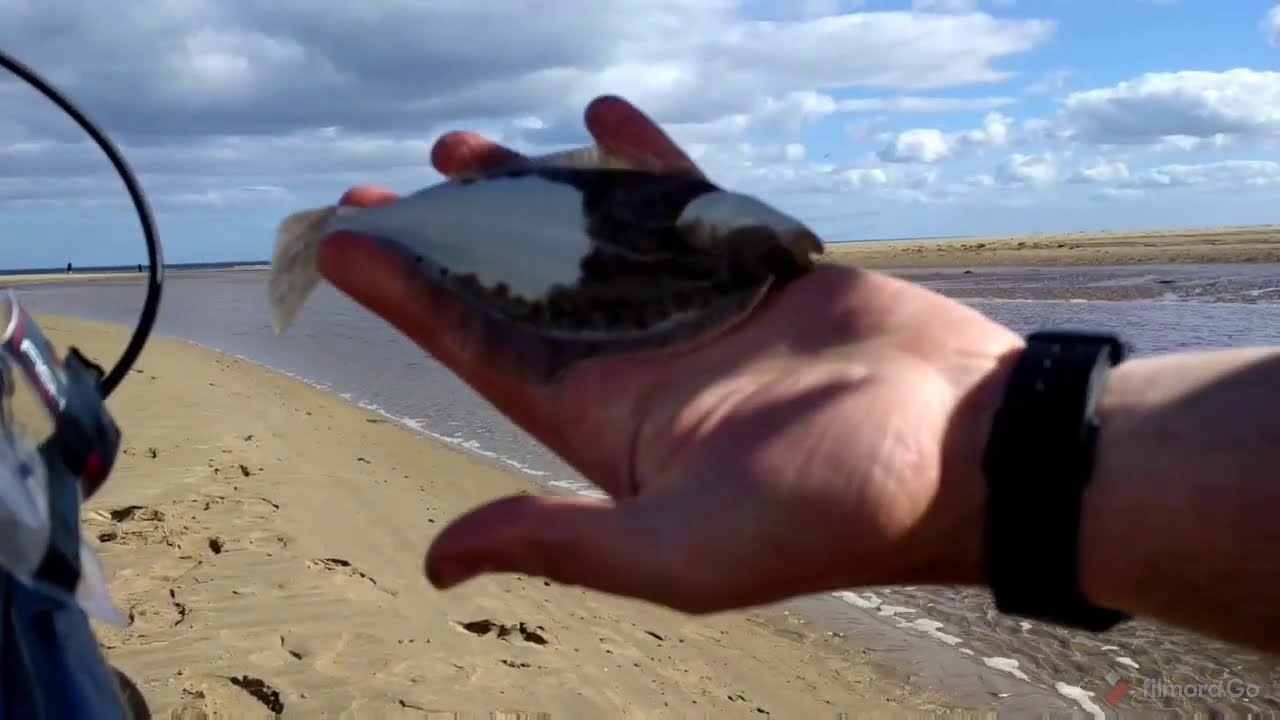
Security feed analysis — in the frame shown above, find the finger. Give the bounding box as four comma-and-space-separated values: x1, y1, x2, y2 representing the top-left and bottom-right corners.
431, 98, 701, 180
430, 131, 527, 179
425, 494, 698, 608
584, 95, 703, 177
338, 185, 399, 208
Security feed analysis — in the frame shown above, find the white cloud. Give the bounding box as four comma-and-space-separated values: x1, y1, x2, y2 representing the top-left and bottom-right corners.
876, 111, 1012, 163
0, 0, 1054, 211
1025, 68, 1072, 96
1069, 158, 1131, 185
959, 111, 1013, 146
1058, 69, 1280, 145
911, 0, 980, 13
843, 167, 891, 188
836, 95, 1014, 113
0, 0, 1276, 253
1066, 158, 1280, 190
1093, 187, 1145, 201
738, 0, 867, 20
0, 2, 1053, 139
1265, 4, 1280, 47
878, 128, 954, 163
994, 152, 1057, 187
1125, 160, 1280, 189
707, 91, 1013, 139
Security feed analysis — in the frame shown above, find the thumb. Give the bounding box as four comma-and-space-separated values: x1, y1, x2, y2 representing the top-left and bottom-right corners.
425, 494, 683, 604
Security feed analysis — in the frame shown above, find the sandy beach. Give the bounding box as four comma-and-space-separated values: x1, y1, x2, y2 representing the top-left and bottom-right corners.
7, 233, 1276, 717
31, 314, 962, 718
827, 225, 1280, 269
0, 272, 146, 287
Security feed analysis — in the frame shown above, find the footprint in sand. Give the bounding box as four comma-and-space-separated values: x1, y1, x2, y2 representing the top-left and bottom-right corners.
305, 557, 395, 597
89, 504, 184, 551
185, 495, 289, 554
244, 632, 313, 669
278, 632, 313, 662
455, 619, 551, 646
270, 630, 354, 675
208, 460, 261, 479
168, 673, 285, 719
93, 495, 286, 559
97, 586, 191, 646
195, 494, 277, 512
203, 529, 289, 556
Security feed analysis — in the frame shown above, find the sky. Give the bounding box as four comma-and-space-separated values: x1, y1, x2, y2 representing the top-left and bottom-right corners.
0, 0, 1278, 269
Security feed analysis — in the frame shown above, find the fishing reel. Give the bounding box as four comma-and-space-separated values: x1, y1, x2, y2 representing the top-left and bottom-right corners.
0, 293, 123, 592
0, 47, 165, 719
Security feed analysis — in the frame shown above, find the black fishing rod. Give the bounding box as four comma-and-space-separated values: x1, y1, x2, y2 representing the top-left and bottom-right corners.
0, 46, 165, 719
0, 46, 164, 398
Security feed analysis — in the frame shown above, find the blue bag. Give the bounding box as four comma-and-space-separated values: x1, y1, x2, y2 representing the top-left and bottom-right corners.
0, 296, 143, 719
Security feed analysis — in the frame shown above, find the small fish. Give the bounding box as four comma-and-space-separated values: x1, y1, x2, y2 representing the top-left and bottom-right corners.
269, 147, 824, 383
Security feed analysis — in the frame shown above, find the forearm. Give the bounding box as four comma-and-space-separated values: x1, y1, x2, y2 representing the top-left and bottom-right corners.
1080, 347, 1280, 650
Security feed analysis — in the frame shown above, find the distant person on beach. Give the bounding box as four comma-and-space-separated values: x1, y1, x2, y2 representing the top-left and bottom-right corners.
315, 96, 1279, 654
65, 262, 72, 274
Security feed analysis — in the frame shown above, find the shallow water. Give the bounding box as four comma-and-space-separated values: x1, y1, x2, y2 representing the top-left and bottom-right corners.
14, 264, 1280, 717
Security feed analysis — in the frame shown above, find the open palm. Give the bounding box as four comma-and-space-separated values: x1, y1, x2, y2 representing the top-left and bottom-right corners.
316, 96, 1026, 613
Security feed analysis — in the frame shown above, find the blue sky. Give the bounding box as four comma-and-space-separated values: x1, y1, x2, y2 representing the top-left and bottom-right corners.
0, 0, 1278, 269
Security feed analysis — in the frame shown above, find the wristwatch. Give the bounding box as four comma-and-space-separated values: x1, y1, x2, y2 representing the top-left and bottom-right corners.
981, 329, 1132, 632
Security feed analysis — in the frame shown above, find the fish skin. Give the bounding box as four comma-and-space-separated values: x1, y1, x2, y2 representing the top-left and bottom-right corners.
268, 152, 824, 384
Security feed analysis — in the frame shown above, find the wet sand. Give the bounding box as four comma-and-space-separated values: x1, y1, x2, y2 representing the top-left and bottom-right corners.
828, 225, 1280, 268
887, 263, 1280, 304
32, 314, 967, 718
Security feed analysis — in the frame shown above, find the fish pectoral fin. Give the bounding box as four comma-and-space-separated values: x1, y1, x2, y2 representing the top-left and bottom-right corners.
720, 224, 820, 281
268, 205, 337, 333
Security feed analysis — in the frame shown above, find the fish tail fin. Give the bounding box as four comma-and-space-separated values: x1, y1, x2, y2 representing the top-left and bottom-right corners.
268, 205, 338, 334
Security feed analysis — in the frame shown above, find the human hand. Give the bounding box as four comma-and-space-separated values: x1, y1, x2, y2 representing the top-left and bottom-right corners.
316, 95, 1026, 613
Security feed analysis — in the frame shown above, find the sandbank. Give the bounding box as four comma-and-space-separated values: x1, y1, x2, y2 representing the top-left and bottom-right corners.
0, 271, 143, 287
826, 225, 1280, 269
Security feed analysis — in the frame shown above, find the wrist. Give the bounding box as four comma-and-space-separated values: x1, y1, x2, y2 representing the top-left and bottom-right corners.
934, 338, 1026, 587
965, 340, 1153, 622
945, 333, 1138, 610
949, 341, 1280, 644
1076, 355, 1180, 615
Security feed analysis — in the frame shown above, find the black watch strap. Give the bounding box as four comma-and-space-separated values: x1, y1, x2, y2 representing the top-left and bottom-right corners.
982, 329, 1132, 632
